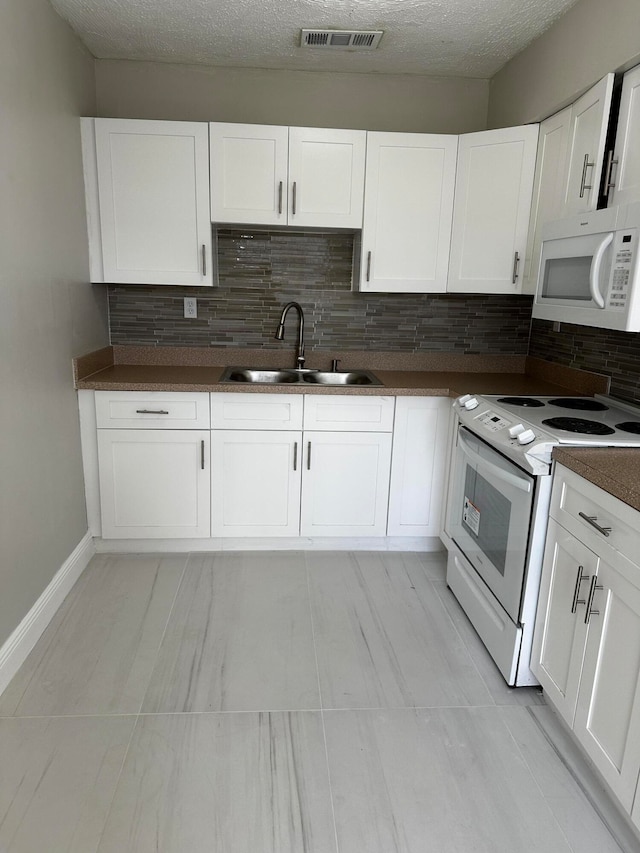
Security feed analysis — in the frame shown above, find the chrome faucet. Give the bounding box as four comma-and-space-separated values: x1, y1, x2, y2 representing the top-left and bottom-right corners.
275, 301, 305, 369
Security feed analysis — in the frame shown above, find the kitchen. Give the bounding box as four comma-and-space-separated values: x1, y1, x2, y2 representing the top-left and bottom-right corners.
3, 0, 640, 850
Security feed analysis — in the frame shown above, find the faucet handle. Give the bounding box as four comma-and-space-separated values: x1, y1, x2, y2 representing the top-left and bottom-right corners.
331, 358, 341, 373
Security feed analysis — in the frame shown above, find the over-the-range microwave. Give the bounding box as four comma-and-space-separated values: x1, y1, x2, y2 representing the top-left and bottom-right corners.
532, 202, 640, 332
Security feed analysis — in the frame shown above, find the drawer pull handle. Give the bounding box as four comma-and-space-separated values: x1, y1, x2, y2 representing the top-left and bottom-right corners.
293, 441, 298, 471
307, 441, 311, 470
579, 153, 595, 198
278, 181, 283, 215
512, 251, 520, 284
292, 181, 297, 215
578, 512, 611, 537
135, 409, 169, 415
201, 440, 205, 470
584, 575, 604, 624
571, 565, 590, 613
202, 244, 207, 276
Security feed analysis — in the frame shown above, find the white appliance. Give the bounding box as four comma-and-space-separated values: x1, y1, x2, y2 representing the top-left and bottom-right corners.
442, 393, 640, 686
533, 202, 640, 331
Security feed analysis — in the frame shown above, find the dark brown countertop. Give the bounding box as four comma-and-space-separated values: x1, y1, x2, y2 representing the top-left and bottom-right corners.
74, 346, 610, 399
553, 447, 640, 513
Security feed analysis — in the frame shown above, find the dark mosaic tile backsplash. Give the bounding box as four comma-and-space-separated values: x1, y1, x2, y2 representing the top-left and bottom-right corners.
529, 319, 640, 405
108, 229, 533, 354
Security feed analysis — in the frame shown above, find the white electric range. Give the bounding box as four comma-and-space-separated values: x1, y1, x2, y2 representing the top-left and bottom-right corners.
442, 393, 640, 687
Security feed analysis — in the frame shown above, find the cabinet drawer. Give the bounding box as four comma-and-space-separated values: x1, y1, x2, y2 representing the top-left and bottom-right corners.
303, 395, 395, 432
551, 464, 639, 565
95, 391, 210, 429
210, 393, 303, 430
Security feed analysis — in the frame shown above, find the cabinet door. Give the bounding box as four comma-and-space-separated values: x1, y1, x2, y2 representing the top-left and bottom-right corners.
209, 123, 289, 225
522, 107, 571, 295
211, 430, 302, 537
610, 64, 640, 208
360, 132, 457, 293
287, 127, 366, 228
97, 429, 210, 538
94, 119, 212, 285
387, 397, 450, 536
300, 431, 392, 536
531, 520, 597, 726
562, 74, 614, 217
574, 558, 640, 811
447, 124, 539, 293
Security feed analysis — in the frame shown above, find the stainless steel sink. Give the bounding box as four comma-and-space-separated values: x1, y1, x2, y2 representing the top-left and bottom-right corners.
302, 370, 381, 386
219, 366, 381, 386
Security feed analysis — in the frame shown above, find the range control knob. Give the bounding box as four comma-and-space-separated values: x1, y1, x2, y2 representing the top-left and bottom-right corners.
456, 394, 472, 407
517, 429, 536, 445
509, 424, 526, 438
464, 397, 479, 410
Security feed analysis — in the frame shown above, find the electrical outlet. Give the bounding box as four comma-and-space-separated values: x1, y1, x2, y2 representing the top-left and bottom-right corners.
184, 297, 198, 319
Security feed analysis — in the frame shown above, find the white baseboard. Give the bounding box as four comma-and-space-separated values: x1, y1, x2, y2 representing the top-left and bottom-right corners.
94, 536, 445, 554
0, 531, 95, 697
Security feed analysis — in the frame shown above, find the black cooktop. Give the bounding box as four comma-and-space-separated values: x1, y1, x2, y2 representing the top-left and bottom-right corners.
496, 397, 545, 407
616, 422, 640, 435
548, 398, 609, 411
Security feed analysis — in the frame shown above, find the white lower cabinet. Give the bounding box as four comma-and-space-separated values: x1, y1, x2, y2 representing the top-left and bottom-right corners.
97, 429, 211, 538
300, 431, 392, 536
211, 430, 302, 537
532, 464, 640, 821
387, 397, 450, 537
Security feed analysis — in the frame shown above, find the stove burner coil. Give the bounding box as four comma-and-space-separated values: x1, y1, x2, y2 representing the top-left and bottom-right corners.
615, 422, 640, 435
542, 417, 616, 435
496, 397, 545, 407
548, 398, 609, 411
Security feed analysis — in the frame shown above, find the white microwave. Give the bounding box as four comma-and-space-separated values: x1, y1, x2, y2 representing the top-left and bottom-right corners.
532, 203, 640, 332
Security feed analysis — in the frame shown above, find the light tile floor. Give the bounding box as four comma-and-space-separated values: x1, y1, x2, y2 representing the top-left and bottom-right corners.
0, 551, 631, 852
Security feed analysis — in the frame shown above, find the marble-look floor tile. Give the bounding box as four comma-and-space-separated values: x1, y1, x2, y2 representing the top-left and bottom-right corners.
0, 715, 135, 853
0, 555, 186, 717
432, 580, 545, 707
415, 550, 447, 583
142, 552, 320, 712
308, 551, 493, 709
97, 711, 336, 853
324, 707, 576, 853
500, 707, 625, 853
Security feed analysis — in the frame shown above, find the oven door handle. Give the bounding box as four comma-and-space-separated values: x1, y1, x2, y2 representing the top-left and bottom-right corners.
458, 432, 532, 493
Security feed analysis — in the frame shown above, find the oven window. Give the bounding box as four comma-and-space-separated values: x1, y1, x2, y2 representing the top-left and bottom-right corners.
541, 256, 592, 300
463, 467, 511, 576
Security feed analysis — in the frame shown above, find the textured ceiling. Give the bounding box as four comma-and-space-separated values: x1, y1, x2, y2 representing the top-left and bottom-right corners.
50, 0, 581, 78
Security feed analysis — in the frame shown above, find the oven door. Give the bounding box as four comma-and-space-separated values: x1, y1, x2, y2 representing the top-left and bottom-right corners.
446, 426, 535, 623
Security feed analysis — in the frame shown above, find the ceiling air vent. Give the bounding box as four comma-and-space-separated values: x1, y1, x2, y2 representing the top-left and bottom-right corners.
301, 29, 383, 50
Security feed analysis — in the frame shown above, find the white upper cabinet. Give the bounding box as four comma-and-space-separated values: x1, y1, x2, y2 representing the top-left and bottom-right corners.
522, 107, 571, 295
447, 124, 539, 294
89, 119, 212, 286
609, 64, 640, 208
359, 132, 457, 293
209, 123, 366, 228
561, 73, 614, 217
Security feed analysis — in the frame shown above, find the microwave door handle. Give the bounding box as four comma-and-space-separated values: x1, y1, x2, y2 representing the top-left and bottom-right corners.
589, 232, 614, 309
457, 432, 532, 493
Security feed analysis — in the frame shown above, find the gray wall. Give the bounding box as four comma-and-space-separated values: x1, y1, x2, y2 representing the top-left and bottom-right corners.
0, 0, 108, 645
95, 60, 489, 133
488, 0, 640, 127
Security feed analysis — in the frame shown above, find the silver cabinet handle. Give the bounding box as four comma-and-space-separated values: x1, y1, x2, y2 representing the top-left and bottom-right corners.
201, 440, 205, 470
202, 244, 206, 276
135, 409, 169, 415
293, 441, 298, 471
584, 575, 604, 624
278, 181, 283, 215
307, 441, 311, 470
292, 181, 297, 215
571, 565, 590, 614
512, 251, 520, 284
366, 251, 372, 283
579, 153, 595, 198
603, 150, 618, 199
578, 512, 611, 537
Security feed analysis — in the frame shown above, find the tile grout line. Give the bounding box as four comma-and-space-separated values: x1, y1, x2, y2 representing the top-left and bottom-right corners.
304, 551, 342, 853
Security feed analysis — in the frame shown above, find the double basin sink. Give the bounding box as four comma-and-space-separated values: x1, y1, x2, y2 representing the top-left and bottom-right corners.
220, 366, 382, 386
